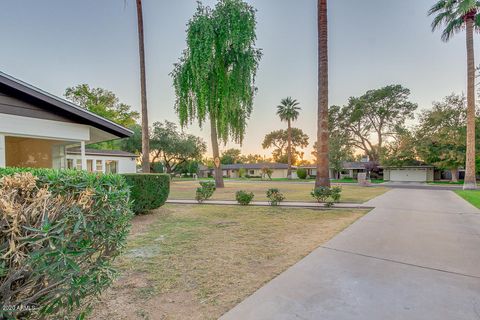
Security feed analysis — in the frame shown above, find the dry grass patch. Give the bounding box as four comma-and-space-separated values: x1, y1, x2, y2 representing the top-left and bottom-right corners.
90, 204, 367, 320
169, 180, 388, 203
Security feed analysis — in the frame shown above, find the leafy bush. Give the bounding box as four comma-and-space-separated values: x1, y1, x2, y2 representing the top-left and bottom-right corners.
122, 174, 170, 214
297, 168, 308, 179
151, 161, 165, 173
262, 167, 273, 180
330, 186, 342, 203
311, 186, 342, 207
235, 190, 255, 205
0, 168, 132, 319
195, 181, 216, 202
238, 168, 246, 178
266, 188, 285, 206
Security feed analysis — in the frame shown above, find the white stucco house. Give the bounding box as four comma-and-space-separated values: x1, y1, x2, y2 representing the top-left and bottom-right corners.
66, 148, 138, 174
300, 162, 368, 179
199, 163, 297, 179
0, 72, 135, 172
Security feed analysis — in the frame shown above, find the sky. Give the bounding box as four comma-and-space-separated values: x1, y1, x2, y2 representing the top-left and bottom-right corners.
0, 0, 477, 160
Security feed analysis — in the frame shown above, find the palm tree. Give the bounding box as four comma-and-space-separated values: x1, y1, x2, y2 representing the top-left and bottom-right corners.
277, 97, 301, 179
316, 0, 330, 188
136, 0, 150, 173
429, 0, 479, 190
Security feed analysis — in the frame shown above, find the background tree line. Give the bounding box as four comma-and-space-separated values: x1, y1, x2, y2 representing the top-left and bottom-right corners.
64, 84, 207, 175
330, 84, 480, 182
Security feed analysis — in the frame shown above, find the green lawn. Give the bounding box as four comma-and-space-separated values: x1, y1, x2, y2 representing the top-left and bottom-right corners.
90, 204, 367, 320
169, 180, 388, 203
455, 190, 480, 208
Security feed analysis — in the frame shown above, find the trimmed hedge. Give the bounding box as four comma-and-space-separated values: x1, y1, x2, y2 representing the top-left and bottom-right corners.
0, 167, 133, 319
122, 173, 170, 214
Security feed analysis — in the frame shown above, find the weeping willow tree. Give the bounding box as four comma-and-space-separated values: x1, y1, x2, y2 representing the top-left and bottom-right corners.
171, 0, 262, 188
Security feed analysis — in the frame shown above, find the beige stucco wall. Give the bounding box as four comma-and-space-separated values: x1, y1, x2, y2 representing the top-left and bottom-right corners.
222, 168, 289, 179
246, 169, 262, 177
270, 169, 288, 179
5, 137, 62, 168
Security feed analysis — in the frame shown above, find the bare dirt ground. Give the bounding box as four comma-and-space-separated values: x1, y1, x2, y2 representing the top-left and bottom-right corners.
90, 204, 367, 320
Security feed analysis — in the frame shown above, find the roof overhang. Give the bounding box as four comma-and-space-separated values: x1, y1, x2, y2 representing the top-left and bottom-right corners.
67, 150, 139, 158
0, 72, 133, 138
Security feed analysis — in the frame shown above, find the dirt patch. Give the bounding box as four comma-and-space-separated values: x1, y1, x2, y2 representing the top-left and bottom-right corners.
90, 204, 367, 319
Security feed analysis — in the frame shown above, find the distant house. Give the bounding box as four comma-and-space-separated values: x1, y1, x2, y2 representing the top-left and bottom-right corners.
0, 72, 133, 170
383, 165, 434, 182
199, 163, 295, 179
300, 161, 368, 179
66, 148, 138, 174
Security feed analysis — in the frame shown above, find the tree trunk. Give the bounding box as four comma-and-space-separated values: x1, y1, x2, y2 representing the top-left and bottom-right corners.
315, 0, 330, 188
450, 168, 459, 183
210, 116, 224, 188
287, 119, 292, 179
136, 0, 150, 173
464, 15, 477, 190
377, 133, 383, 162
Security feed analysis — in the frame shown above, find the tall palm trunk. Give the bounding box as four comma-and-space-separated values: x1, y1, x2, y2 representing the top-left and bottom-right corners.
210, 116, 225, 188
287, 119, 292, 179
464, 13, 477, 189
136, 0, 150, 173
315, 0, 330, 188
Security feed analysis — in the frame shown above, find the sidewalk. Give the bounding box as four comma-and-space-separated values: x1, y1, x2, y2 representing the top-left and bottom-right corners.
166, 199, 373, 209
220, 188, 480, 320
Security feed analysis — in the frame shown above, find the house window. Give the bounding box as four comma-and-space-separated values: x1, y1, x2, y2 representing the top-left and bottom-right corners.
96, 160, 103, 173
67, 159, 74, 169
249, 170, 255, 175
105, 160, 118, 174
76, 159, 82, 170
87, 160, 93, 172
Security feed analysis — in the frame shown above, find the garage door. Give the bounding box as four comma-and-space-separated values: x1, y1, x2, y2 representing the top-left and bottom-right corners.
389, 169, 427, 182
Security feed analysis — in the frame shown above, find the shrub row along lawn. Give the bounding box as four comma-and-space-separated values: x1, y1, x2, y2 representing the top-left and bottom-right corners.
90, 204, 368, 320
169, 180, 388, 203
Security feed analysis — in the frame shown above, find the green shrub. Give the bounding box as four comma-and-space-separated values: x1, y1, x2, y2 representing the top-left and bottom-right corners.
262, 167, 273, 180
151, 161, 165, 173
195, 181, 216, 202
238, 168, 246, 178
235, 190, 255, 205
122, 173, 170, 214
266, 188, 285, 206
297, 168, 308, 179
311, 186, 342, 207
330, 186, 342, 203
0, 168, 132, 319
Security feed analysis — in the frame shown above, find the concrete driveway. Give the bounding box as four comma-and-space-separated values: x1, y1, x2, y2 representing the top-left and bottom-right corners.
221, 189, 480, 320
380, 181, 463, 190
